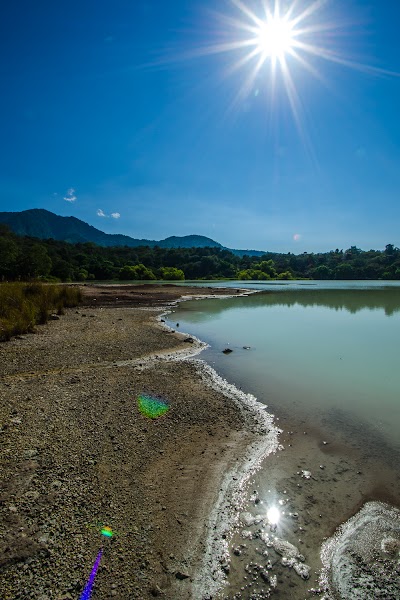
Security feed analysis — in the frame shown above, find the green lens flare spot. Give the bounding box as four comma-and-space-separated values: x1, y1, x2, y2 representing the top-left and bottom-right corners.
137, 394, 169, 419
100, 526, 114, 537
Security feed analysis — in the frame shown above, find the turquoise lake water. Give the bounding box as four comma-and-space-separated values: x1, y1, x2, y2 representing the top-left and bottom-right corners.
168, 282, 400, 448
167, 281, 400, 598
168, 281, 400, 600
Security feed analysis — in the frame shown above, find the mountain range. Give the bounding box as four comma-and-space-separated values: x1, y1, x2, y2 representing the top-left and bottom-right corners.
0, 209, 265, 257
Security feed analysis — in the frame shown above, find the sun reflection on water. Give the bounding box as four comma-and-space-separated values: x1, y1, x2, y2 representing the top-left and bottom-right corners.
266, 505, 281, 526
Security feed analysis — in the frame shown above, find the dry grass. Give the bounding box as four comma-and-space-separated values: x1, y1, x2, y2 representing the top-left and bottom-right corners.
0, 283, 82, 341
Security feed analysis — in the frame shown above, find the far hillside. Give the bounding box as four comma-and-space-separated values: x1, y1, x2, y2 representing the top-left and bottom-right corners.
0, 209, 265, 256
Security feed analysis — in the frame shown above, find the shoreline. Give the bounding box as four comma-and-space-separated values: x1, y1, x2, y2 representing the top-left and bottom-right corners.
164, 288, 400, 599
156, 310, 280, 598
156, 293, 280, 597
190, 362, 279, 599
0, 284, 279, 600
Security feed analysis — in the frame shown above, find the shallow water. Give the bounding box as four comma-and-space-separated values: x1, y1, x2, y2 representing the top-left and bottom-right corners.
167, 282, 400, 598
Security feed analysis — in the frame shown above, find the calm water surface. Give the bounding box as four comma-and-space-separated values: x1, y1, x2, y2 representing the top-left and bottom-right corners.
167, 282, 400, 598
170, 282, 400, 447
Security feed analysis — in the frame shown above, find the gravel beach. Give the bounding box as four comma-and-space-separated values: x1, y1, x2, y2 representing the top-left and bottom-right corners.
0, 285, 276, 600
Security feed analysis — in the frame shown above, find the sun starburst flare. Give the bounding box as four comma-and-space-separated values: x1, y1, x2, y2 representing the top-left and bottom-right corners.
178, 0, 399, 139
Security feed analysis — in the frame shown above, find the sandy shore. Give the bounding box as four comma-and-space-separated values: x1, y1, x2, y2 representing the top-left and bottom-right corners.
0, 285, 277, 600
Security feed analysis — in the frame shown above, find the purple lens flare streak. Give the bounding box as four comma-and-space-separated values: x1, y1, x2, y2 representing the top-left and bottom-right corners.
79, 548, 103, 600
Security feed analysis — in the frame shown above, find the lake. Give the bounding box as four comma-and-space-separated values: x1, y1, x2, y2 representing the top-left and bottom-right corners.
166, 281, 400, 599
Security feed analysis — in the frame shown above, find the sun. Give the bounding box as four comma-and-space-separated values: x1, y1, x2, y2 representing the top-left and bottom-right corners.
256, 16, 295, 60
180, 0, 333, 128
178, 0, 390, 138
161, 0, 395, 143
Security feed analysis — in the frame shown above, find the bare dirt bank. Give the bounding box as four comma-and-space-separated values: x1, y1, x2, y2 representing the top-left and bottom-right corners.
0, 285, 272, 600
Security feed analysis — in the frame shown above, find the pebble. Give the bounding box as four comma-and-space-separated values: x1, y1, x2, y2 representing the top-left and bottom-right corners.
175, 571, 190, 580
150, 584, 163, 596
24, 490, 40, 500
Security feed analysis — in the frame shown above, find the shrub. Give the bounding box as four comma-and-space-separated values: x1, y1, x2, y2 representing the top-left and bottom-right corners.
118, 264, 156, 280
159, 267, 185, 280
0, 282, 82, 342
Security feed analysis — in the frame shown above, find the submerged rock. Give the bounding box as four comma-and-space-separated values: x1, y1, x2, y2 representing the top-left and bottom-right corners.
293, 561, 310, 580
272, 538, 299, 559
269, 574, 278, 589
241, 512, 256, 527
381, 537, 400, 555
320, 501, 400, 599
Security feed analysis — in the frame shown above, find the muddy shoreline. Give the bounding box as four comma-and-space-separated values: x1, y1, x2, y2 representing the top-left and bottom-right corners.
0, 284, 278, 600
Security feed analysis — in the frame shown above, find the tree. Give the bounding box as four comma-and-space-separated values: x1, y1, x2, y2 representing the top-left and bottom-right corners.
277, 270, 294, 280
256, 260, 278, 278
237, 269, 252, 280
238, 269, 270, 280
335, 263, 355, 280
199, 255, 219, 278
385, 244, 396, 256
52, 258, 74, 281
0, 236, 19, 279
159, 267, 185, 280
75, 269, 89, 281
118, 264, 156, 280
18, 243, 52, 279
312, 265, 332, 280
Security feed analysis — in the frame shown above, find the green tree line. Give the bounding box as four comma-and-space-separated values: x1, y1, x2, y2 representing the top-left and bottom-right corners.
0, 225, 399, 281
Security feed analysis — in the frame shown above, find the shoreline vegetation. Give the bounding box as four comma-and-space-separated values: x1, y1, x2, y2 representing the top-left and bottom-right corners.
0, 284, 278, 600
0, 282, 82, 341
1, 224, 400, 282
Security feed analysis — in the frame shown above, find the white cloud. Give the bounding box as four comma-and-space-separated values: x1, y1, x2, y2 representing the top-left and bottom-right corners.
64, 188, 77, 202
96, 209, 120, 218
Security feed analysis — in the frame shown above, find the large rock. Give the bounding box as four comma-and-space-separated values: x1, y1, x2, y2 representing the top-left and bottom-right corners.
320, 501, 400, 599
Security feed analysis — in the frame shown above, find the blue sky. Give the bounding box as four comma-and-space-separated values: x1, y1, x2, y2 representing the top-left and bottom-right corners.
1, 0, 400, 252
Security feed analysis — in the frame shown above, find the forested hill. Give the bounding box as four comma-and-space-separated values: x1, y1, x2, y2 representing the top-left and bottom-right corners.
0, 209, 264, 256
0, 209, 153, 247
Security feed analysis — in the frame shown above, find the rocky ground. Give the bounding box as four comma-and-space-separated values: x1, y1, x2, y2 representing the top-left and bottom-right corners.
0, 285, 260, 600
